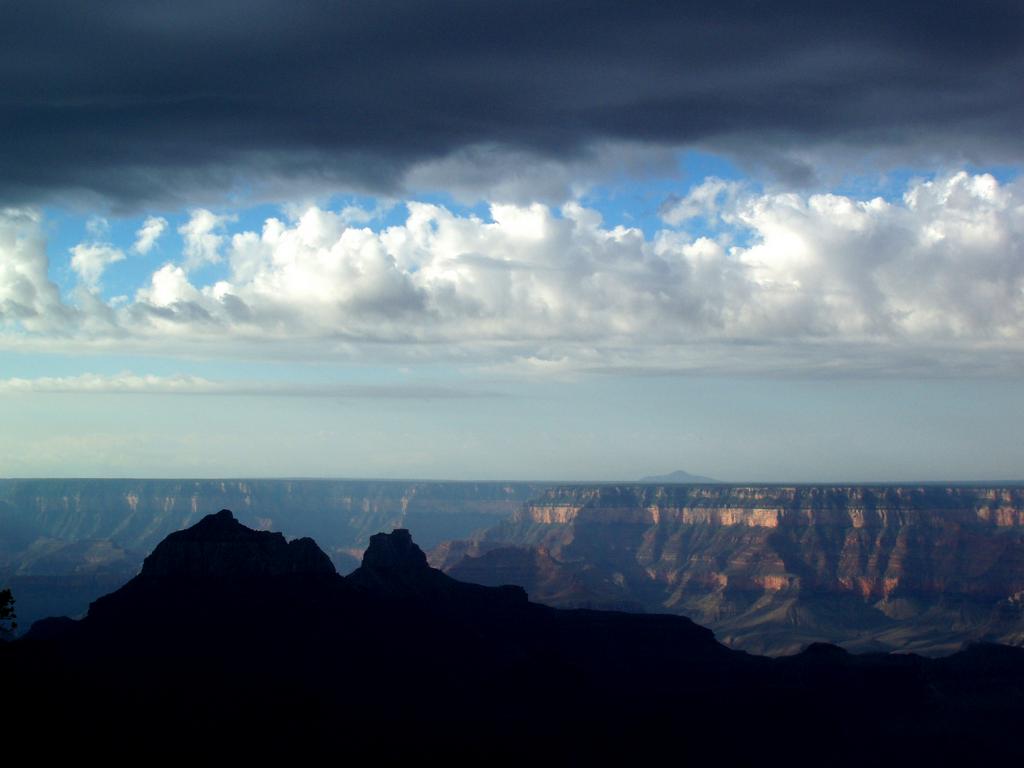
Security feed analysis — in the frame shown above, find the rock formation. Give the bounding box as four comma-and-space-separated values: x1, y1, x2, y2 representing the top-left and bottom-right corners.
8, 479, 1024, 654
6, 510, 1024, 762
439, 484, 1024, 654
0, 478, 545, 627
138, 509, 336, 579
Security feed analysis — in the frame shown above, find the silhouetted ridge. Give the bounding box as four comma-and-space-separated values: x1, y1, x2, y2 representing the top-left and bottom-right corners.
9, 510, 1024, 763
140, 508, 335, 579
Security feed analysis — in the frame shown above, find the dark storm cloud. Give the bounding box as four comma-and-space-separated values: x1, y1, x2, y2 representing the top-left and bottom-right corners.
3, 0, 1022, 205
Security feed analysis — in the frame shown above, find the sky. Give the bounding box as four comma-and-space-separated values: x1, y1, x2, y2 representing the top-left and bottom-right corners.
2, 1, 1023, 481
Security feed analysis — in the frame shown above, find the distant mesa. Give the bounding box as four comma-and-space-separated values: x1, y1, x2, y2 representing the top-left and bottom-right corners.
639, 469, 718, 483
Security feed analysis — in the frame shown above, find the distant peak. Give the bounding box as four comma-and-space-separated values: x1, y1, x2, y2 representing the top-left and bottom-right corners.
639, 469, 718, 484
360, 529, 429, 572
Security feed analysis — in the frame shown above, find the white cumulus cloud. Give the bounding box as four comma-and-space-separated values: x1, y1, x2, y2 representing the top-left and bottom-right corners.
70, 242, 126, 290
0, 208, 71, 331
178, 209, 234, 271
3, 172, 1024, 375
660, 177, 742, 226
133, 215, 168, 254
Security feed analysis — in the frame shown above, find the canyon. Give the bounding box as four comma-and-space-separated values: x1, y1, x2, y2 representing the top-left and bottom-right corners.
5, 479, 1024, 655
436, 484, 1024, 655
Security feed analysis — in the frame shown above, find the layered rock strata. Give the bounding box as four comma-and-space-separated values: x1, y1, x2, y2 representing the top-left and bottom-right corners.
438, 485, 1024, 655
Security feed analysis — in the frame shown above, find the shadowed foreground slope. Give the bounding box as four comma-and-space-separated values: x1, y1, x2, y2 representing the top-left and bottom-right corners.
5, 510, 1024, 762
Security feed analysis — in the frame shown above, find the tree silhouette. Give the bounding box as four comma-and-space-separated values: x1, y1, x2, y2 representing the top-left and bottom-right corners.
0, 588, 16, 635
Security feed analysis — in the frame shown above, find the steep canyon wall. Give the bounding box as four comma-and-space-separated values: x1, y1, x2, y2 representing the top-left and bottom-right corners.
442, 485, 1024, 655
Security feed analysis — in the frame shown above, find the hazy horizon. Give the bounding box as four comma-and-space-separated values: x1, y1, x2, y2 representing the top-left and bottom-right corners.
3, 474, 1024, 486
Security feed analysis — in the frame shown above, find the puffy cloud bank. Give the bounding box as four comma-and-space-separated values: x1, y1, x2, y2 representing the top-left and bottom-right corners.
3, 172, 1023, 374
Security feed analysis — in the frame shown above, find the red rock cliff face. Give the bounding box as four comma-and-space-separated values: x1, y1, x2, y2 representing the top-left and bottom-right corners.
449, 485, 1024, 655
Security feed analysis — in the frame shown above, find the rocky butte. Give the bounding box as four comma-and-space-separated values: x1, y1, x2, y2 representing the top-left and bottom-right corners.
5, 509, 1024, 762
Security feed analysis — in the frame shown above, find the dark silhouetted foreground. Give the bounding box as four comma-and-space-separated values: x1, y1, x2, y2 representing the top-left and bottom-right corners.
4, 510, 1024, 762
